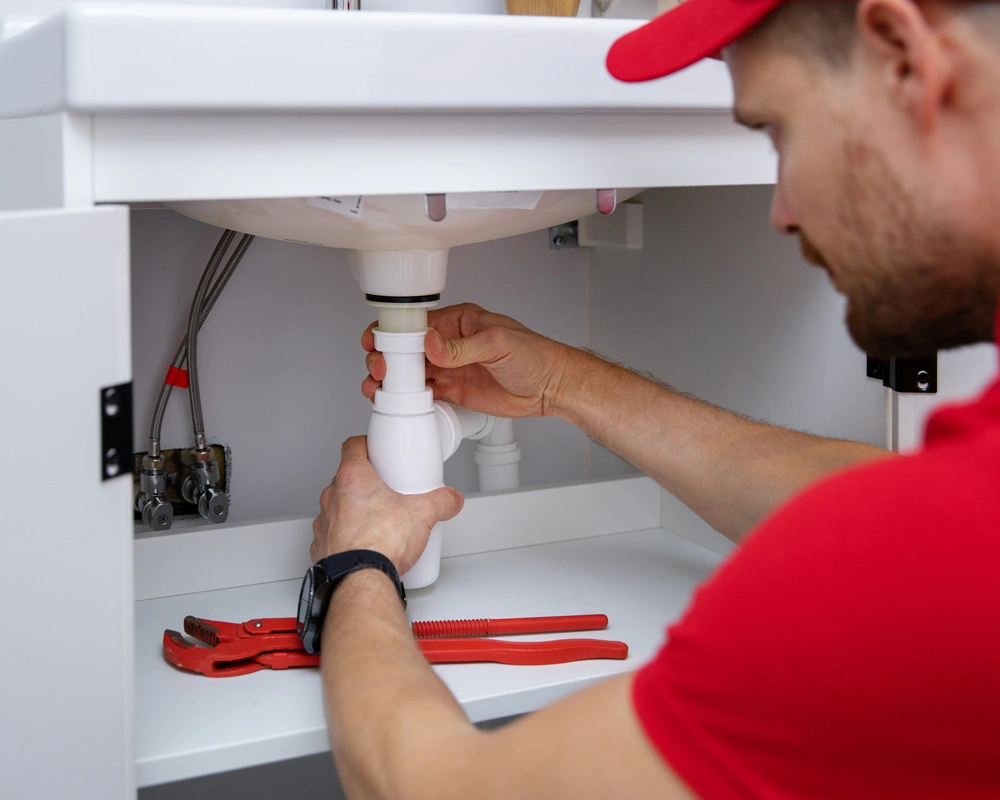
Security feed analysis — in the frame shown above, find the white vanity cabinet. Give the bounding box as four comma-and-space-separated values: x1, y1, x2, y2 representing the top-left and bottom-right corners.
3, 6, 988, 800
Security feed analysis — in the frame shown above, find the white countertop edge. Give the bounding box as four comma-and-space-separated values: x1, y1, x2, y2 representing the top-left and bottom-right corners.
137, 727, 331, 789
0, 4, 734, 119
134, 671, 624, 787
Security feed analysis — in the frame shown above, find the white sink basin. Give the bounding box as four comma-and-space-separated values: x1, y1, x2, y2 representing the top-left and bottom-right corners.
169, 189, 641, 251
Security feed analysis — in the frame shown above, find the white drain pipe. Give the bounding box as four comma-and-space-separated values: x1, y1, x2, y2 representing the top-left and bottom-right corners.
359, 249, 522, 587
475, 417, 521, 492
366, 303, 501, 588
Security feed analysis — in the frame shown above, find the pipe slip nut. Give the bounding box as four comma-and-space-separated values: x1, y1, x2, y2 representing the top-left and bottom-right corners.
374, 387, 435, 416
373, 328, 430, 353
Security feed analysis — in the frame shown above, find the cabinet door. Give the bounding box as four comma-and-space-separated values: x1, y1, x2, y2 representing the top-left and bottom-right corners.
0, 206, 134, 800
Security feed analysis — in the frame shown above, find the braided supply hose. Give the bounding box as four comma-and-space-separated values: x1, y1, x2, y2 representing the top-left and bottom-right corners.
148, 232, 254, 454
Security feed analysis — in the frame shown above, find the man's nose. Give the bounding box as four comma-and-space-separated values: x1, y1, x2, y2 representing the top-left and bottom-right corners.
770, 184, 799, 235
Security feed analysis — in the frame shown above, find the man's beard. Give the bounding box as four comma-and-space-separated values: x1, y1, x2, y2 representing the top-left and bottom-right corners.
801, 137, 1000, 358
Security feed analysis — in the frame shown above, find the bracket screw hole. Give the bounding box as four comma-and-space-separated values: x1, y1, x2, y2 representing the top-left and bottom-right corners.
104, 448, 120, 477
103, 388, 120, 417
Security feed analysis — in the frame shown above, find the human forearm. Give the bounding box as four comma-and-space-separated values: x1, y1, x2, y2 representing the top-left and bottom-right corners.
313, 433, 697, 800
550, 348, 890, 541
322, 569, 478, 800
374, 303, 889, 542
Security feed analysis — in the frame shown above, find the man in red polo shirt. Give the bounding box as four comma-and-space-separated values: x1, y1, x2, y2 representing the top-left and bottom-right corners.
309, 1, 1000, 797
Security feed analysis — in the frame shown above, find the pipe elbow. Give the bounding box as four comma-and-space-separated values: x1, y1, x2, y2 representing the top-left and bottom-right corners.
433, 401, 495, 461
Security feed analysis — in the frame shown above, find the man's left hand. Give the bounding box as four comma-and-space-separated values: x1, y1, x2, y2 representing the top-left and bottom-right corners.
311, 436, 464, 573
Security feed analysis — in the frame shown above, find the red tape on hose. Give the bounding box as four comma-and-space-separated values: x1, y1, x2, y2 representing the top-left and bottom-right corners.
165, 366, 189, 389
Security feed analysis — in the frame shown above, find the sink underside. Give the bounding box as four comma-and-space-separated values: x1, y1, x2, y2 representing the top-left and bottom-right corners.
169, 189, 642, 251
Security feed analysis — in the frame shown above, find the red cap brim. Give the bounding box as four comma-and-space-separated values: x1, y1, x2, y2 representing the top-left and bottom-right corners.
607, 0, 784, 83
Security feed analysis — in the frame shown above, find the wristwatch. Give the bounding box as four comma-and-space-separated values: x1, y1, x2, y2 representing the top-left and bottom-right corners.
296, 549, 407, 654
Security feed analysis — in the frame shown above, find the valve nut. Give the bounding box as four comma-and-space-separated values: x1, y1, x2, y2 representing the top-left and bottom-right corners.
142, 453, 166, 471
199, 488, 229, 524
191, 447, 215, 464
142, 495, 174, 531
140, 468, 169, 498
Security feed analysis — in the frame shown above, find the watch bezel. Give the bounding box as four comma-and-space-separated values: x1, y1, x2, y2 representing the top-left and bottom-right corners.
297, 563, 332, 655
296, 550, 406, 655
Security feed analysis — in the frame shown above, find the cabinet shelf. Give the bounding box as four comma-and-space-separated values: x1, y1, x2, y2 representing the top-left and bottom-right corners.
136, 525, 723, 787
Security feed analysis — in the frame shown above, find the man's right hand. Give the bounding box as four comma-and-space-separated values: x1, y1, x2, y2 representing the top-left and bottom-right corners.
362, 303, 889, 544
362, 303, 575, 419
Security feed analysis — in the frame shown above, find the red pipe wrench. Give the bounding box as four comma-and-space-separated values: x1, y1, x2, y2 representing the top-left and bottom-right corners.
163, 613, 628, 678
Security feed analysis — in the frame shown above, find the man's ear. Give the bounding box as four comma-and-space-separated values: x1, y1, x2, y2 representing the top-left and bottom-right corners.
856, 0, 952, 130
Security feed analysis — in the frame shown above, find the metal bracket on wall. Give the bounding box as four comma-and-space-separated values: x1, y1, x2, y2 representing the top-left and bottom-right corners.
100, 382, 134, 480
866, 354, 937, 393
549, 222, 580, 250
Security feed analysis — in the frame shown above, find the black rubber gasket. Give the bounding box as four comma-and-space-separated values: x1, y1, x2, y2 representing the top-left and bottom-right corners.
365, 293, 441, 304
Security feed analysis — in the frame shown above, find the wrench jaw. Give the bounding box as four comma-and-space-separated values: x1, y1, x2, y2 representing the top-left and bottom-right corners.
162, 629, 270, 677
164, 629, 194, 652
183, 615, 240, 647
163, 618, 315, 677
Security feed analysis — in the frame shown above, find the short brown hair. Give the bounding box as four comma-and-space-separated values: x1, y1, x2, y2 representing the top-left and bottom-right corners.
757, 1, 1000, 67
758, 2, 859, 67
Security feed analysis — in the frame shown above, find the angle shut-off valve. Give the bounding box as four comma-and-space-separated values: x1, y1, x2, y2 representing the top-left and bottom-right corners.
182, 447, 229, 525
137, 230, 253, 532
135, 453, 174, 531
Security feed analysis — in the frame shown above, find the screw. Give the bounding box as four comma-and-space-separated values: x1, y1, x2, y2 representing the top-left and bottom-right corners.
916, 370, 930, 391
253, 621, 263, 628
156, 514, 169, 526
213, 504, 225, 517
103, 388, 119, 417
553, 235, 566, 248
105, 448, 120, 477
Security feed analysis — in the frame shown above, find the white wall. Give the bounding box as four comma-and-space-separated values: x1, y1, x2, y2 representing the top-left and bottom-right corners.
130, 209, 591, 525
588, 185, 889, 542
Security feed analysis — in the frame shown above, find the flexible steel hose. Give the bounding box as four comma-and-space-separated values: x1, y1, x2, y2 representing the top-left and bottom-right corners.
148, 231, 254, 454
187, 230, 236, 448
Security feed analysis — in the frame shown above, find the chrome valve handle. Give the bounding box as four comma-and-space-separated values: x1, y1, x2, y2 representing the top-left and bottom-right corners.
182, 450, 229, 524
136, 454, 174, 531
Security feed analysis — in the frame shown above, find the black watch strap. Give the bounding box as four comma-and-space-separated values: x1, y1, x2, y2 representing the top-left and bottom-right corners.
297, 549, 406, 654
322, 549, 407, 609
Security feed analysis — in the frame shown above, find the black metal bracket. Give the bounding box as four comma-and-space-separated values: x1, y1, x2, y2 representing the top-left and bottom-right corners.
100, 382, 133, 480
549, 221, 579, 250
866, 354, 937, 393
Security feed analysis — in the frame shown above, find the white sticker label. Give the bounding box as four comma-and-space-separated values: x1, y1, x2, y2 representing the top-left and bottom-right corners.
307, 195, 364, 218
447, 191, 544, 211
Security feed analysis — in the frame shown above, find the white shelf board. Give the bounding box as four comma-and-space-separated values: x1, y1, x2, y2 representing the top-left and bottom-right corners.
136, 526, 724, 787
134, 476, 662, 601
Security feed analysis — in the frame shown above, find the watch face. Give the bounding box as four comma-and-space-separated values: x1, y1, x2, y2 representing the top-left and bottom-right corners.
296, 565, 318, 637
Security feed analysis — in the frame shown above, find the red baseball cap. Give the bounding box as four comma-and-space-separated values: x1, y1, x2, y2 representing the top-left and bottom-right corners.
606, 0, 785, 82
